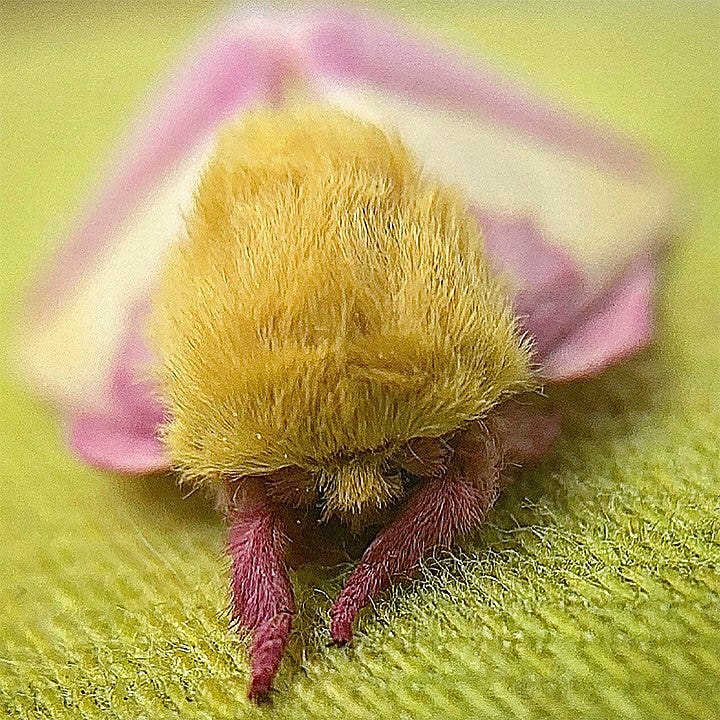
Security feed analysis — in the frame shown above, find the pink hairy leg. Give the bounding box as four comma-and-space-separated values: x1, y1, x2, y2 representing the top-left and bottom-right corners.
329, 401, 560, 645
329, 423, 502, 645
226, 478, 295, 702
486, 399, 561, 466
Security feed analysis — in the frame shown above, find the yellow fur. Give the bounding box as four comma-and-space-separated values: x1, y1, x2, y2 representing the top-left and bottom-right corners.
151, 105, 532, 522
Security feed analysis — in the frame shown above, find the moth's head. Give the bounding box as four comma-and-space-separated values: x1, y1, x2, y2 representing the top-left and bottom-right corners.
151, 105, 532, 523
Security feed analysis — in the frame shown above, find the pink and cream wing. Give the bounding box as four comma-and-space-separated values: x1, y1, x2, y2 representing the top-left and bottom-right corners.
20, 12, 308, 472
22, 8, 674, 474
303, 9, 674, 380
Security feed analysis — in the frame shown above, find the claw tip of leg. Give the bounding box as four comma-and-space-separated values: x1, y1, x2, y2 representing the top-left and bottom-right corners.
247, 680, 273, 705
329, 621, 353, 647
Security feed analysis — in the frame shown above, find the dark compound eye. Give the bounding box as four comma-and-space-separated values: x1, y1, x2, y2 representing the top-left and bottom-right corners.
381, 458, 402, 478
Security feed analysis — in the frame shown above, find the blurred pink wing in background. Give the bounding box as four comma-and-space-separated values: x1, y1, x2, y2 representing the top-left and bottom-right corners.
20, 8, 674, 474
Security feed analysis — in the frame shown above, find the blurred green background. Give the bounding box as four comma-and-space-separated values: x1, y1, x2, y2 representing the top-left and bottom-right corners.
1, 2, 718, 719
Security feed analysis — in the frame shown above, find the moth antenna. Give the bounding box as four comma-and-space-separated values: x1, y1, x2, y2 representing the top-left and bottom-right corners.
226, 478, 295, 702
329, 424, 501, 645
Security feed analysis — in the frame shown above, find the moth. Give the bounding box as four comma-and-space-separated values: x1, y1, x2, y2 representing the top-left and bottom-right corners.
22, 8, 672, 701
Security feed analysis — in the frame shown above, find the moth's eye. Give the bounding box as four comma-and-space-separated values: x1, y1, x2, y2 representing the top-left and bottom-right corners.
264, 466, 315, 507
395, 436, 451, 479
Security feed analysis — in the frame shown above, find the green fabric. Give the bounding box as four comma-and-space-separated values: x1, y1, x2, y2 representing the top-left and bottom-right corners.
1, 2, 718, 718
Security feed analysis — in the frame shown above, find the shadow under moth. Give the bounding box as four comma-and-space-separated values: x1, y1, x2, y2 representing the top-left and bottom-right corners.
21, 8, 673, 702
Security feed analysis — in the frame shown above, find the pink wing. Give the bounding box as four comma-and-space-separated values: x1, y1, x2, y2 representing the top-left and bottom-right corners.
22, 8, 673, 474
304, 9, 673, 379
21, 12, 303, 472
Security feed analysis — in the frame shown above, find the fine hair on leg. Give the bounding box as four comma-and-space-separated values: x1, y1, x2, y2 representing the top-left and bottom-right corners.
329, 423, 502, 645
226, 478, 296, 702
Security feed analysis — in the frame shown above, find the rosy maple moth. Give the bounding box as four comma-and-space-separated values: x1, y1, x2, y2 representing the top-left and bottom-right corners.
21, 8, 673, 701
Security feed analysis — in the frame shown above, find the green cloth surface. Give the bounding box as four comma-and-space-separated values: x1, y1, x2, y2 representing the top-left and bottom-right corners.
1, 2, 718, 718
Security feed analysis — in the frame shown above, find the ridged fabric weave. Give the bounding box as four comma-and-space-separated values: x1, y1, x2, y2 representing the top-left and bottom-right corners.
1, 3, 718, 719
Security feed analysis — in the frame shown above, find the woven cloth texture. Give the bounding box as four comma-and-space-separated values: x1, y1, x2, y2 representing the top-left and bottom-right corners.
1, 2, 718, 719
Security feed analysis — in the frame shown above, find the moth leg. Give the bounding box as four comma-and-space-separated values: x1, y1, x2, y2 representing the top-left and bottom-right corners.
485, 398, 561, 466
226, 478, 295, 702
329, 424, 501, 645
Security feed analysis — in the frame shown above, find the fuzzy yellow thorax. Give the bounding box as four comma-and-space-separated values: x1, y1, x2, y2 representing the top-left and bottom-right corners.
151, 105, 532, 522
